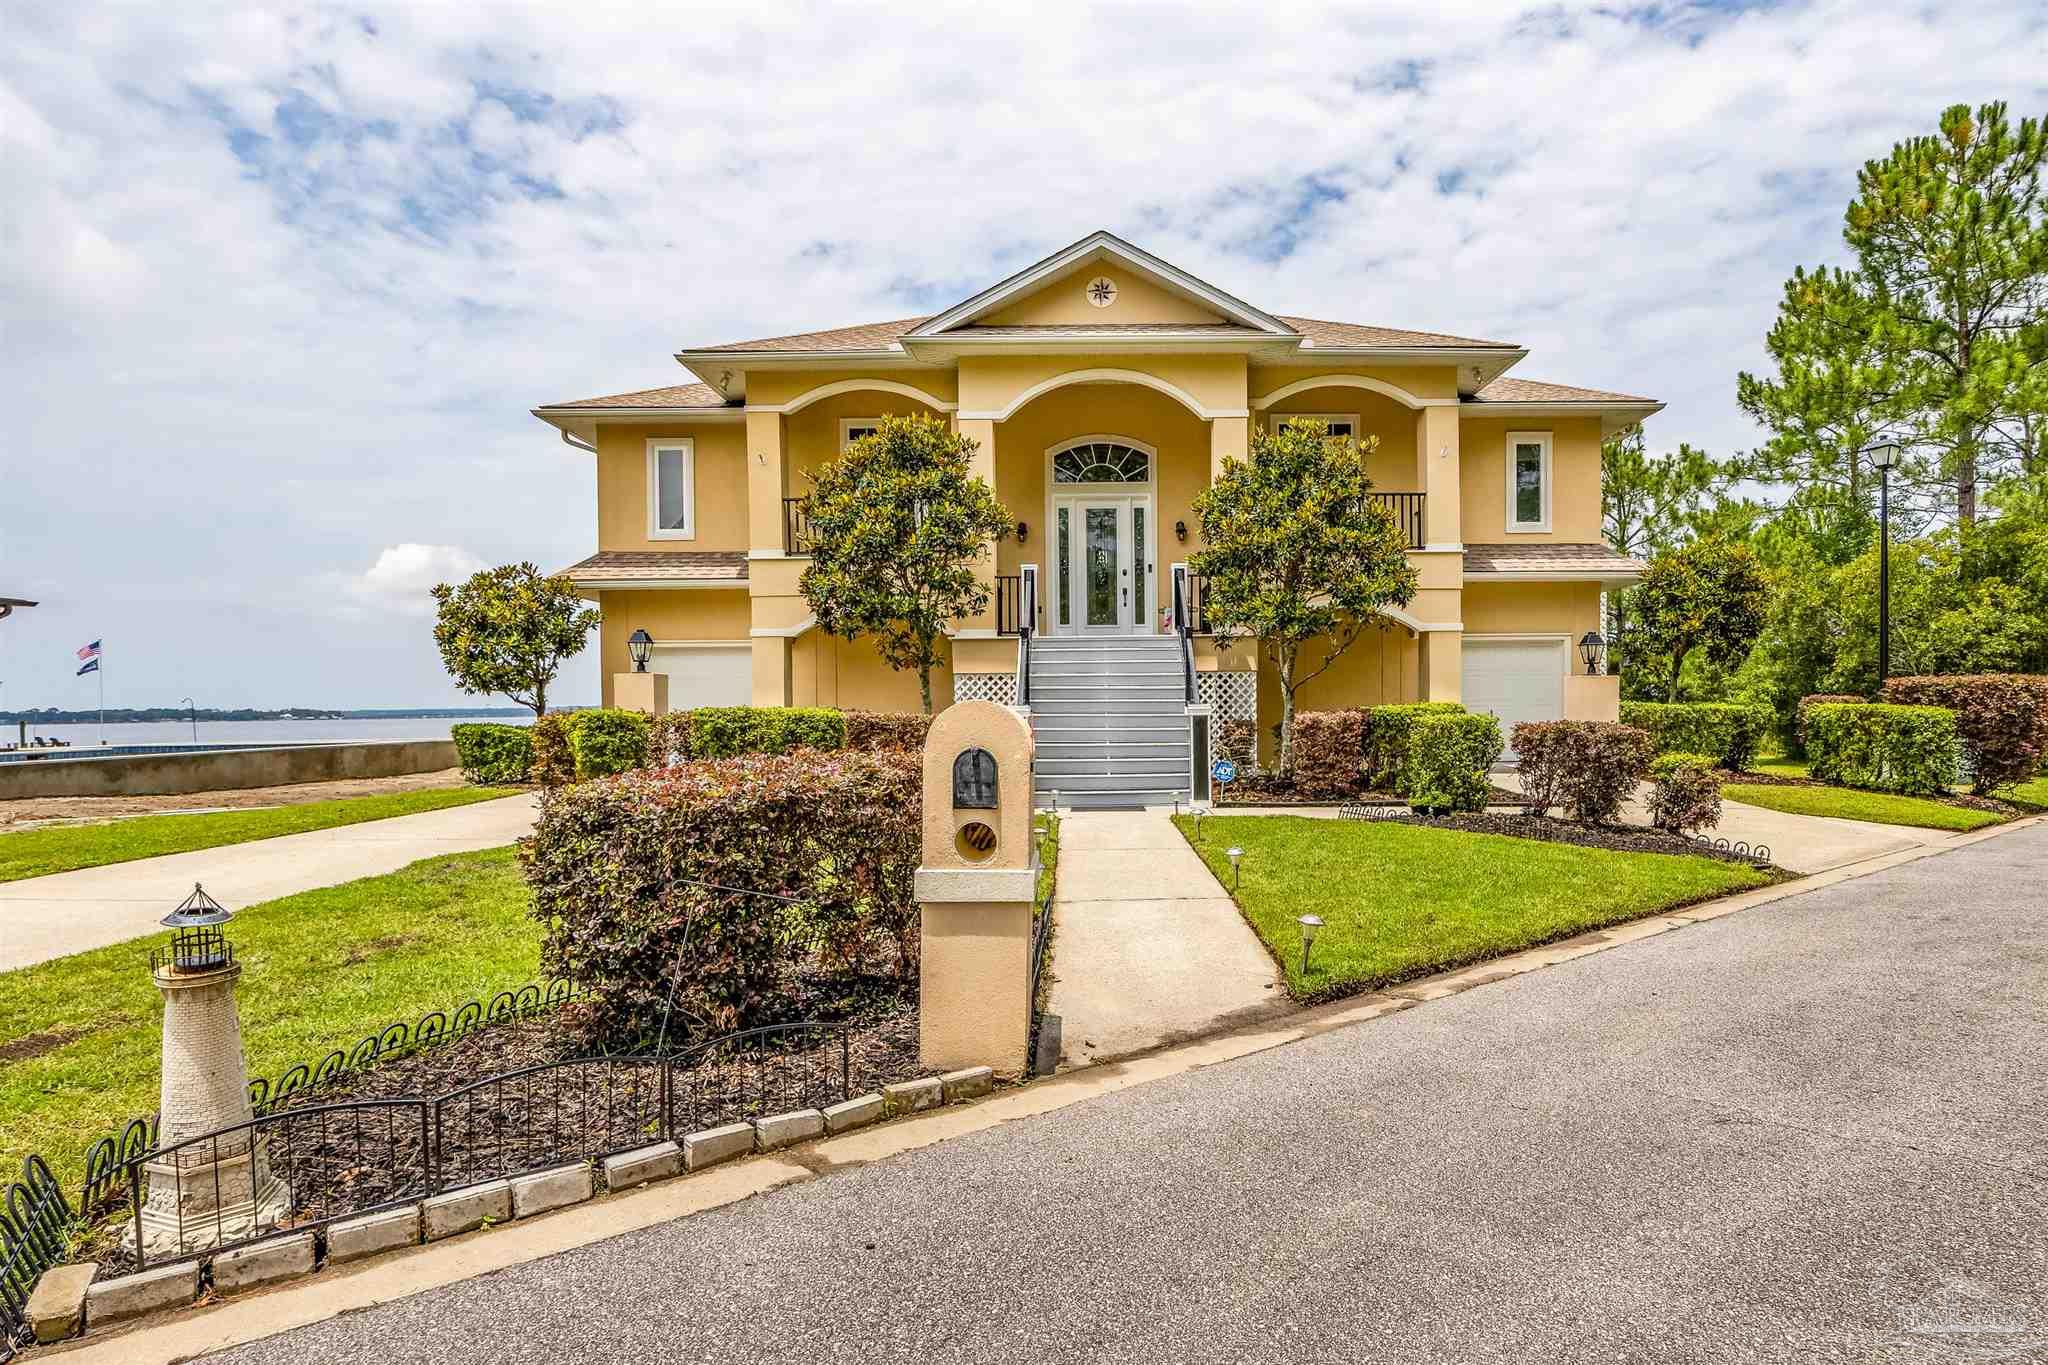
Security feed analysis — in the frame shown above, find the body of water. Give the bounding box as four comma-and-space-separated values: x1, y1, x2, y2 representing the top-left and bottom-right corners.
5, 715, 533, 750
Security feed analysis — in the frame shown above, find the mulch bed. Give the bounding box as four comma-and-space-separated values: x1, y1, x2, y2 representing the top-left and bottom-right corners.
1376, 809, 1794, 873
1218, 782, 1522, 807
87, 973, 923, 1273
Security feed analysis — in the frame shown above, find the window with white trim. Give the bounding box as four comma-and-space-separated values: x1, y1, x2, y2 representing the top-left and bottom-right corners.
1505, 431, 1551, 533
647, 438, 695, 540
1267, 412, 1360, 442
839, 418, 882, 451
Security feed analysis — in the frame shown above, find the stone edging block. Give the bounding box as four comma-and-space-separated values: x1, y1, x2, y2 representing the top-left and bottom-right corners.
213, 1231, 315, 1293
83, 1260, 199, 1327
26, 1262, 96, 1343
327, 1205, 421, 1264
823, 1093, 885, 1134
423, 1178, 513, 1240
882, 1077, 943, 1116
603, 1141, 682, 1192
511, 1163, 593, 1219
753, 1109, 826, 1152
940, 1066, 995, 1101
683, 1122, 755, 1172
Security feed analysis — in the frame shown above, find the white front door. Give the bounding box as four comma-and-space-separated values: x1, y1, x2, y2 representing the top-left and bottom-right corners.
1055, 497, 1152, 634
1461, 639, 1566, 759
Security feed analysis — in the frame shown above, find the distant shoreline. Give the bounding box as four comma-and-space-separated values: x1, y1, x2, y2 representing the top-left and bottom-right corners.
1, 708, 538, 725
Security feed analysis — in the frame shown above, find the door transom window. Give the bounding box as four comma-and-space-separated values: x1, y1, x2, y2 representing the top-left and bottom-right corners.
1053, 442, 1150, 484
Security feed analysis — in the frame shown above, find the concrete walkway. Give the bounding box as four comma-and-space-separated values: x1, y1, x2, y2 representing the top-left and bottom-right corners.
0, 794, 538, 972
1046, 808, 1289, 1067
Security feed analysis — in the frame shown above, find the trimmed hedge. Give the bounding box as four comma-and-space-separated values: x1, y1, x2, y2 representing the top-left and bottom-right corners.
1365, 703, 1466, 791
1513, 721, 1654, 824
568, 707, 651, 778
1804, 703, 1958, 795
529, 713, 574, 787
688, 706, 848, 760
526, 749, 921, 1046
843, 710, 932, 753
1619, 701, 1771, 772
1292, 710, 1369, 798
646, 711, 691, 767
1795, 694, 1866, 756
1403, 712, 1502, 814
1880, 674, 2048, 794
1647, 753, 1722, 834
451, 723, 532, 784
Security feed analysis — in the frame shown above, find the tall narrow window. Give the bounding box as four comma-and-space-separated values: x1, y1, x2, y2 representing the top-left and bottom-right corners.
1057, 506, 1072, 626
1506, 432, 1550, 533
648, 439, 695, 539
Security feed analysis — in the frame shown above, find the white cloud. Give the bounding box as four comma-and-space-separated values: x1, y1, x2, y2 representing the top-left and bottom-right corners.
332, 544, 485, 619
1, 1, 2044, 707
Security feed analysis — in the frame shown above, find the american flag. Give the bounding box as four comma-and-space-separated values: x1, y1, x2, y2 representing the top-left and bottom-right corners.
76, 640, 101, 661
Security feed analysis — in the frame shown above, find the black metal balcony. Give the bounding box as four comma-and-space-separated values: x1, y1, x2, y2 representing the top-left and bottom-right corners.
1370, 491, 1426, 548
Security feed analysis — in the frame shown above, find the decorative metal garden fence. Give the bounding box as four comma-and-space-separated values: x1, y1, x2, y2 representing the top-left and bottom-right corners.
1, 1156, 71, 1358
1026, 844, 1056, 1076
119, 1020, 857, 1271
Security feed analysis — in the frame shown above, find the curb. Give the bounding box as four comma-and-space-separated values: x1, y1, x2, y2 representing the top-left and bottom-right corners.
45, 814, 2040, 1364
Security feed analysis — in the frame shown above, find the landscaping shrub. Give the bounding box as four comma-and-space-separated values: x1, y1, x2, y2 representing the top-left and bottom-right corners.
566, 707, 651, 778
843, 710, 930, 753
1364, 702, 1465, 791
1804, 703, 1958, 795
645, 710, 692, 767
525, 749, 921, 1046
689, 706, 848, 759
1619, 701, 1772, 772
1291, 710, 1369, 797
1511, 721, 1653, 824
528, 713, 574, 787
1216, 718, 1257, 774
1880, 674, 2048, 794
1402, 712, 1502, 814
1795, 695, 1866, 756
450, 723, 532, 784
1647, 753, 1722, 834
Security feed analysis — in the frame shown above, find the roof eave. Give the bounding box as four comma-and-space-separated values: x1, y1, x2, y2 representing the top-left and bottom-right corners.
568, 577, 749, 591
1463, 568, 1646, 584
1460, 399, 1663, 435
900, 333, 1306, 362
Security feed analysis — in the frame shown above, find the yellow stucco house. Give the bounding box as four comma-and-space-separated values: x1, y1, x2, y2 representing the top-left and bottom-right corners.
534, 232, 1653, 804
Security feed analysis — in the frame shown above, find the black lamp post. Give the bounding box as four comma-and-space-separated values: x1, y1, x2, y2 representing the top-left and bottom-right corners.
155, 882, 235, 973
627, 629, 653, 673
1864, 442, 1902, 684
1578, 630, 1606, 676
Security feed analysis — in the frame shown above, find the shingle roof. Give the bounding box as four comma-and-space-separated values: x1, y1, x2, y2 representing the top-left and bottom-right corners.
558, 551, 749, 583
688, 317, 934, 353
540, 382, 731, 410
1462, 543, 1646, 576
1277, 316, 1517, 349
1469, 376, 1658, 404
940, 323, 1270, 338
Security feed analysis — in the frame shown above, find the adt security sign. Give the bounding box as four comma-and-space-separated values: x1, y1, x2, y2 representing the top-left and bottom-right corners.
1211, 758, 1238, 786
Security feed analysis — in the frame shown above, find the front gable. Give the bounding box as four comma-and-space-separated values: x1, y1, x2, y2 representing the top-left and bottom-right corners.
908, 230, 1295, 338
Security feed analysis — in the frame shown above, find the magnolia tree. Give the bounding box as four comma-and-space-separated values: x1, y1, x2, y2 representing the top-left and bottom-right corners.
1190, 419, 1418, 783
1632, 538, 1769, 702
432, 562, 600, 717
799, 413, 1012, 714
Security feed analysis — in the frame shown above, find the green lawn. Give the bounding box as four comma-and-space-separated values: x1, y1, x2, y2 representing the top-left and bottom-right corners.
1175, 815, 1770, 999
0, 847, 541, 1193
1749, 758, 1812, 780
0, 787, 519, 883
1996, 775, 2048, 808
1721, 782, 2000, 832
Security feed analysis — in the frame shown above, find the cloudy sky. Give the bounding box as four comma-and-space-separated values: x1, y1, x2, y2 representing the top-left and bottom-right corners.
3, 2, 2045, 712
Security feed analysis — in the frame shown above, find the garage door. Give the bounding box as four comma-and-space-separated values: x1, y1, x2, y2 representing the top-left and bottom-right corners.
648, 644, 751, 709
1461, 639, 1565, 760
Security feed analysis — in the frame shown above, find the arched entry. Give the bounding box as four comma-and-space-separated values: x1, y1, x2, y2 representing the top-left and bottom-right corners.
1045, 435, 1157, 635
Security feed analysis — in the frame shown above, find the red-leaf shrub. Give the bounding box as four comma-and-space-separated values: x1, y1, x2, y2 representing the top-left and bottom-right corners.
1511, 721, 1654, 824
843, 710, 931, 753
1647, 753, 1722, 834
646, 710, 692, 767
1216, 718, 1257, 774
524, 750, 922, 1048
529, 713, 574, 787
1880, 675, 2048, 794
1291, 710, 1369, 796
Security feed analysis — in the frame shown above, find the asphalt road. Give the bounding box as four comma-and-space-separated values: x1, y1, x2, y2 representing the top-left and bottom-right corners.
210, 823, 2048, 1364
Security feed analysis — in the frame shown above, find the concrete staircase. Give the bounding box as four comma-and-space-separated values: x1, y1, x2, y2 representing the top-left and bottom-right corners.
1028, 635, 1192, 809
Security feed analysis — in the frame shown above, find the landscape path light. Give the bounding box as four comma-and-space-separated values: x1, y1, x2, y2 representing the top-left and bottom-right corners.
1297, 914, 1323, 976
1226, 845, 1244, 892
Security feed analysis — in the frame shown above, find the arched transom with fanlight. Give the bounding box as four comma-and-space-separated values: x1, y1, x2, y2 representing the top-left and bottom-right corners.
1052, 441, 1151, 485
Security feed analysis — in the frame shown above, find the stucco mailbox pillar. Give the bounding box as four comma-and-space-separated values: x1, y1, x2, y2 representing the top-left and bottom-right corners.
913, 701, 1037, 1076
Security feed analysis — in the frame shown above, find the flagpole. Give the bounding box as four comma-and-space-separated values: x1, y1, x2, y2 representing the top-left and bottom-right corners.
98, 644, 106, 746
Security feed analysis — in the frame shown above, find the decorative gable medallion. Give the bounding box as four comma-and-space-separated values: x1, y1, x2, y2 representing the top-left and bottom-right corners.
1084, 275, 1118, 308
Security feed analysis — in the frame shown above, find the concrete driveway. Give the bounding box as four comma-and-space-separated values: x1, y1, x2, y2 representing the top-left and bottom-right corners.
0, 793, 538, 972
201, 821, 2048, 1364
1046, 809, 1290, 1065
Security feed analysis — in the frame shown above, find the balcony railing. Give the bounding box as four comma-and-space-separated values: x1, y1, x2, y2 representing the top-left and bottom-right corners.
782, 498, 812, 555
1371, 491, 1426, 548
995, 574, 1028, 636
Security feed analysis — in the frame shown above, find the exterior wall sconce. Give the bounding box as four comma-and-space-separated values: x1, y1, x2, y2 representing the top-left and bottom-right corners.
1578, 630, 1606, 676
628, 628, 654, 673
1297, 914, 1323, 975
1016, 521, 1029, 544
1174, 520, 1188, 542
